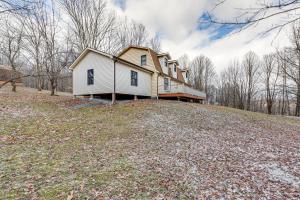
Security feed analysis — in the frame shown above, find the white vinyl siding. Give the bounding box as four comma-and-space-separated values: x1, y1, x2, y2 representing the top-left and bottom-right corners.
73, 52, 113, 95
72, 51, 152, 97
115, 62, 151, 96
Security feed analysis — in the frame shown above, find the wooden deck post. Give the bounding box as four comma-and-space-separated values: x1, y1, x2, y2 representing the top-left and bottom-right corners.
112, 57, 116, 105
112, 93, 116, 104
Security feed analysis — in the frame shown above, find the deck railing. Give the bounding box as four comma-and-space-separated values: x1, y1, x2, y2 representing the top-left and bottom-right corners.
158, 83, 206, 98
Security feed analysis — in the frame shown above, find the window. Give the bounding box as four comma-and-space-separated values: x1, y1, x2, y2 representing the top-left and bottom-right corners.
164, 78, 169, 90
87, 69, 94, 85
141, 55, 147, 66
174, 64, 177, 72
131, 71, 138, 86
165, 58, 168, 67
186, 72, 188, 78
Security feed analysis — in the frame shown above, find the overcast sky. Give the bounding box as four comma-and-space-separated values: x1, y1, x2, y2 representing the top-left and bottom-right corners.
108, 0, 292, 72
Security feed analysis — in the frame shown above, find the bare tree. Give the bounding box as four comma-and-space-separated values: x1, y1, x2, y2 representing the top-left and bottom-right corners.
204, 59, 216, 102
203, 0, 300, 35
36, 0, 73, 96
114, 18, 149, 54
228, 60, 242, 108
277, 51, 291, 115
22, 0, 45, 91
178, 54, 190, 69
190, 56, 206, 91
190, 55, 215, 101
243, 51, 261, 110
277, 24, 300, 116
262, 53, 280, 114
147, 35, 161, 53
217, 60, 246, 109
0, 20, 24, 92
59, 0, 115, 52
0, 0, 37, 14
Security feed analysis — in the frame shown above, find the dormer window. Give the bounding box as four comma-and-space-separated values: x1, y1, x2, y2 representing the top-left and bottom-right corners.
141, 55, 147, 66
174, 64, 177, 72
164, 58, 168, 67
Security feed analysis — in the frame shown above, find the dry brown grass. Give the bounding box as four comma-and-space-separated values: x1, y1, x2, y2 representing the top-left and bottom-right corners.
0, 86, 299, 199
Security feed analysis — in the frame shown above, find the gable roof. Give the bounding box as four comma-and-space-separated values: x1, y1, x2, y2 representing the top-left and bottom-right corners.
117, 45, 149, 57
168, 60, 179, 65
117, 45, 163, 73
69, 47, 153, 74
157, 53, 171, 59
117, 45, 189, 85
69, 48, 113, 70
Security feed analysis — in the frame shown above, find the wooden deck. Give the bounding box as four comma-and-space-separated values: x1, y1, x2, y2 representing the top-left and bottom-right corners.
158, 93, 205, 100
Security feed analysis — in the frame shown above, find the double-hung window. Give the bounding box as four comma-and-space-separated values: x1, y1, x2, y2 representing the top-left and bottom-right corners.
131, 71, 138, 86
174, 64, 177, 72
165, 58, 168, 67
87, 69, 94, 85
141, 55, 147, 66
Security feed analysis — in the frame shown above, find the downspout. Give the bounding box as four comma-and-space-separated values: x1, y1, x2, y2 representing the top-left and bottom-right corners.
157, 72, 159, 100
112, 56, 117, 104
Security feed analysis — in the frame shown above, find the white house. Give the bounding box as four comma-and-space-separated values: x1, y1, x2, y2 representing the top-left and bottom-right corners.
69, 46, 206, 103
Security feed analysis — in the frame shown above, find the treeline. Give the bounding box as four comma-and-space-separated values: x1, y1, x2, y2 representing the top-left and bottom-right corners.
181, 24, 300, 117
217, 24, 300, 116
0, 0, 161, 95
1, 1, 299, 116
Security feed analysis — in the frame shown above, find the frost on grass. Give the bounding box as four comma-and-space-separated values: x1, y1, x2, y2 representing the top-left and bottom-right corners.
129, 102, 300, 199
0, 87, 300, 199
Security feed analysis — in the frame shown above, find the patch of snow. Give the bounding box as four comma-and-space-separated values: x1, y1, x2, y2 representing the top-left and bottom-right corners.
262, 163, 300, 187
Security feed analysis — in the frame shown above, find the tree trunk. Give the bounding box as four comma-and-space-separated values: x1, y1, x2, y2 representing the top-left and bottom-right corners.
296, 84, 300, 117
246, 94, 251, 111
11, 80, 16, 92
50, 87, 55, 96
267, 100, 272, 115
37, 75, 42, 91
50, 79, 56, 96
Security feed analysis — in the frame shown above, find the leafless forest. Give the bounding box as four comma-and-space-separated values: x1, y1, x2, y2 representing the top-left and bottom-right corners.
0, 0, 300, 116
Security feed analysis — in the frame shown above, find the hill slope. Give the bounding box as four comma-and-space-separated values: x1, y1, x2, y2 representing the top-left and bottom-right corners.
1, 87, 299, 199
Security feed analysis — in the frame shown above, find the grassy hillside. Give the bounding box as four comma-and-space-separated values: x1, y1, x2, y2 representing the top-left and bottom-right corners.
0, 87, 299, 199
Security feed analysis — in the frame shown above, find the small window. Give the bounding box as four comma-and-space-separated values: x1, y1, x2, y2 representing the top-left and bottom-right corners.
131, 71, 138, 86
141, 55, 147, 66
165, 58, 168, 67
174, 64, 177, 72
186, 72, 188, 78
164, 78, 169, 90
87, 69, 94, 85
